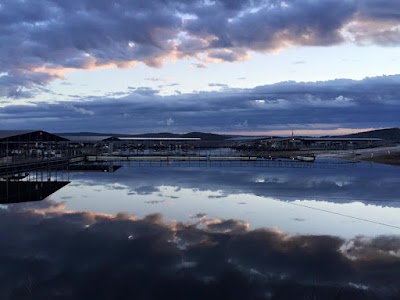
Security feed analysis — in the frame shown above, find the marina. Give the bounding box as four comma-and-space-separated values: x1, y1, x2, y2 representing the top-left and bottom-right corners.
0, 129, 393, 204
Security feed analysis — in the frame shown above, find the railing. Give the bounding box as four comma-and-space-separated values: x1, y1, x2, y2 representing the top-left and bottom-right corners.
87, 155, 357, 169
0, 156, 84, 177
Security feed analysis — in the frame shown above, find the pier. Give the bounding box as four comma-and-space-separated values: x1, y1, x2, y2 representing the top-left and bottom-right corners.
0, 156, 84, 178
0, 157, 79, 204
86, 154, 357, 169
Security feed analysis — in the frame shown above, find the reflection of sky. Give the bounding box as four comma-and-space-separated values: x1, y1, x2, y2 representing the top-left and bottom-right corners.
2, 199, 400, 299
47, 161, 400, 238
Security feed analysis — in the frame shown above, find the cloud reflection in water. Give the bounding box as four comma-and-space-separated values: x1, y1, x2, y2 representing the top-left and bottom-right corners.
51, 163, 400, 237
1, 200, 399, 300
66, 163, 400, 205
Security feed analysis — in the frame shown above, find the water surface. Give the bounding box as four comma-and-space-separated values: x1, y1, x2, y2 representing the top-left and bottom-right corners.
50, 159, 400, 238
2, 159, 400, 299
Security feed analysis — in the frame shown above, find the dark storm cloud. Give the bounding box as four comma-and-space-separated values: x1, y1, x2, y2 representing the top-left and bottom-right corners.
0, 75, 399, 132
184, 0, 356, 50
1, 200, 399, 299
358, 0, 400, 20
0, 0, 181, 97
1, 0, 400, 96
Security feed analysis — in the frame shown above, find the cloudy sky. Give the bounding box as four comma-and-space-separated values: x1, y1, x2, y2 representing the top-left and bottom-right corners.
0, 0, 399, 134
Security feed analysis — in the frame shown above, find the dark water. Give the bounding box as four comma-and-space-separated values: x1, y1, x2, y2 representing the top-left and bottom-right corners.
2, 160, 400, 299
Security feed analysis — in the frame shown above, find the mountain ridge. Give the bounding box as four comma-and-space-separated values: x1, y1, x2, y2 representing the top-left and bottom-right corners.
57, 131, 234, 141
339, 128, 400, 141
57, 128, 400, 141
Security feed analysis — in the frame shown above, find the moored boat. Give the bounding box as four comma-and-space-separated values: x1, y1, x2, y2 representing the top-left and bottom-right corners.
295, 155, 315, 162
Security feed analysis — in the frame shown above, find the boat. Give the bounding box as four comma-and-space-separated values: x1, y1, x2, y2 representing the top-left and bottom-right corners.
295, 155, 315, 162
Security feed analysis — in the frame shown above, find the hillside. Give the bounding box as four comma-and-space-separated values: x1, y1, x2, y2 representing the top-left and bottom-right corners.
341, 128, 400, 141
129, 132, 232, 140
182, 132, 233, 141
57, 131, 232, 141
57, 132, 119, 137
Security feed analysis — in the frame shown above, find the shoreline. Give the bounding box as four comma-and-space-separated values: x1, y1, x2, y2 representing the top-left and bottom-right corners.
314, 144, 400, 167
245, 144, 400, 167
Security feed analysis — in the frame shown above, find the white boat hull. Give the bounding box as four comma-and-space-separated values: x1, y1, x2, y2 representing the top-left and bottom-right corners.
296, 155, 315, 162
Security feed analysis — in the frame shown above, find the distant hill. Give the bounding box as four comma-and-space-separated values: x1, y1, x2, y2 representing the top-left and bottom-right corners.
128, 132, 232, 140
182, 132, 233, 141
340, 128, 400, 141
57, 131, 233, 141
129, 132, 180, 138
57, 132, 119, 137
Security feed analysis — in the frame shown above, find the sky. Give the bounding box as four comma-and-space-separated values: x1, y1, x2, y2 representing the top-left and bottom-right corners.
0, 0, 399, 135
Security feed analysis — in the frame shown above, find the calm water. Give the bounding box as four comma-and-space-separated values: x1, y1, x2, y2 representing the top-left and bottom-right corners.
2, 159, 400, 299
49, 159, 400, 238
